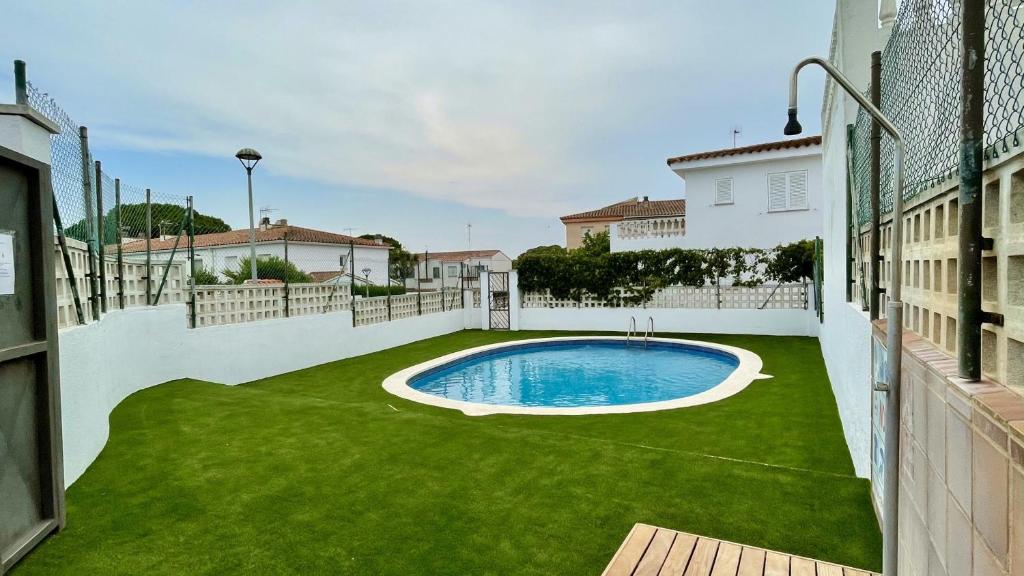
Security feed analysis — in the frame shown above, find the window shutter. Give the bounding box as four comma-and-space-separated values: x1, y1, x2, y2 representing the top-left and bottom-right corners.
768, 173, 788, 211
715, 178, 733, 204
788, 171, 808, 209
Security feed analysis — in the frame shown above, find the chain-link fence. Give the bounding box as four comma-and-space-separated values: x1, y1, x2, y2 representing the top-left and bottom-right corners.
23, 67, 459, 329
851, 0, 1024, 225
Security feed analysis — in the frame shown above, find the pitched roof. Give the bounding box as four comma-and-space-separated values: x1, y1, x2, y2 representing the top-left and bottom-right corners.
120, 225, 388, 253
560, 197, 685, 222
415, 250, 504, 262
666, 135, 822, 165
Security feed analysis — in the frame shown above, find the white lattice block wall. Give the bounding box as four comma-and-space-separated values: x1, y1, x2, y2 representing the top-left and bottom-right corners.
521, 284, 808, 310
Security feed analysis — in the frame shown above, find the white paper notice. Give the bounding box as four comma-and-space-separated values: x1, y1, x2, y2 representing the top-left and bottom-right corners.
0, 233, 14, 295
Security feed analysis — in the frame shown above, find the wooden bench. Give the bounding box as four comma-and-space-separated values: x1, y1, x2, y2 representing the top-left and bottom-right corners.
603, 523, 879, 576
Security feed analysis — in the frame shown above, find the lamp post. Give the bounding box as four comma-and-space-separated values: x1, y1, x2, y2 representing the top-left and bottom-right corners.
361, 267, 372, 298
235, 148, 262, 282
786, 56, 905, 576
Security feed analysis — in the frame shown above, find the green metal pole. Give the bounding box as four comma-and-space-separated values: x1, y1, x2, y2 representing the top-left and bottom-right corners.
95, 161, 108, 313
14, 59, 27, 105
958, 0, 984, 380
145, 188, 152, 305
283, 231, 290, 318
187, 196, 197, 327
53, 196, 85, 325
350, 239, 356, 327
115, 179, 124, 309
869, 51, 882, 321
79, 126, 100, 320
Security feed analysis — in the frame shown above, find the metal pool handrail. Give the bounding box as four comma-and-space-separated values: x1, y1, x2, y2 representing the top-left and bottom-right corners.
626, 316, 637, 346
644, 317, 654, 349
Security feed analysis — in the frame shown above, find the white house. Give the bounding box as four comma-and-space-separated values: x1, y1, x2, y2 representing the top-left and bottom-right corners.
122, 219, 392, 285
405, 250, 512, 291
661, 136, 823, 250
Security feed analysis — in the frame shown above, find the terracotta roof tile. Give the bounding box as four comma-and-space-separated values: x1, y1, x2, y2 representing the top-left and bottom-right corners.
666, 135, 821, 165
415, 250, 504, 262
560, 197, 685, 222
120, 225, 389, 253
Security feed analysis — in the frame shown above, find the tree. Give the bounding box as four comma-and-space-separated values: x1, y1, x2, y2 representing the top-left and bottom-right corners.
512, 244, 565, 268
575, 229, 610, 257
66, 202, 232, 244
191, 268, 221, 286
222, 256, 313, 284
359, 234, 415, 281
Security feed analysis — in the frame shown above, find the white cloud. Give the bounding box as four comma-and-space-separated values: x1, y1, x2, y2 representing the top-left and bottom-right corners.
6, 1, 832, 220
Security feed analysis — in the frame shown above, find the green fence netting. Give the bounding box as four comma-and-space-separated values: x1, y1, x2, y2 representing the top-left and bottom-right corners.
851, 0, 1024, 225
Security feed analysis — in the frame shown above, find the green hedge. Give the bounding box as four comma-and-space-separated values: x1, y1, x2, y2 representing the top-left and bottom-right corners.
515, 238, 816, 306
355, 285, 408, 298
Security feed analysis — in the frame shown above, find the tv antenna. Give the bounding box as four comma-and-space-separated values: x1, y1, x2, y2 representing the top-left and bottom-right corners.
259, 205, 278, 221
730, 125, 743, 148
467, 222, 472, 250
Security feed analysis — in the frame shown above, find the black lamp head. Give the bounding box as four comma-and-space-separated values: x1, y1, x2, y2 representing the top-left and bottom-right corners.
784, 108, 803, 136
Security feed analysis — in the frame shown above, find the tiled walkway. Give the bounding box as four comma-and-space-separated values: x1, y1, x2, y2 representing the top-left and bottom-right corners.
603, 523, 879, 576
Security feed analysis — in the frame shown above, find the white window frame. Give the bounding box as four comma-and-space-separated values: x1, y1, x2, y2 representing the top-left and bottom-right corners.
714, 177, 734, 205
766, 169, 810, 213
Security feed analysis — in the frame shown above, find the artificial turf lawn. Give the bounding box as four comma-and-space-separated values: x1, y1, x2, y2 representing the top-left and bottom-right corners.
14, 330, 881, 575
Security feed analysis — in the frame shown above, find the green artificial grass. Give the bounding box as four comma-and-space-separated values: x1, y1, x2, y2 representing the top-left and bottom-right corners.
14, 330, 881, 575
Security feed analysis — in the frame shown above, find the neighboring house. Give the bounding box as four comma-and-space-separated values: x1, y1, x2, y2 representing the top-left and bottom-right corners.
121, 218, 391, 285
560, 196, 686, 251
405, 250, 512, 291
665, 136, 823, 249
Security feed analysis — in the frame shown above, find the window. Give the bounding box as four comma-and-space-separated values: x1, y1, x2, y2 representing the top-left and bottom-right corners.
715, 178, 734, 205
447, 265, 459, 277
224, 255, 238, 270
432, 267, 441, 279
581, 226, 594, 237
767, 170, 809, 212
258, 253, 272, 261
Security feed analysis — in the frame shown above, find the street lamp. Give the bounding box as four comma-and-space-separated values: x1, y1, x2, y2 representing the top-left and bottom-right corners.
235, 147, 262, 282
361, 267, 372, 297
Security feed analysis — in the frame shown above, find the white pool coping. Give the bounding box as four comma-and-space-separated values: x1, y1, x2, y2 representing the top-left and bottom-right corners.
382, 336, 771, 416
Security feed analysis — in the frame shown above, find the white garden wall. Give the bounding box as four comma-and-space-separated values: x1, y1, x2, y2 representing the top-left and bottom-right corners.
58, 305, 464, 485
518, 307, 819, 337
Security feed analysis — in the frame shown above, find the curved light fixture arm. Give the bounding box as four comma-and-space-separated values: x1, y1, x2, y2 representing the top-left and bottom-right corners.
787, 56, 906, 576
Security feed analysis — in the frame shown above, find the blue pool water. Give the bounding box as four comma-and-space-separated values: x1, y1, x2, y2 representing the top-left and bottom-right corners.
409, 340, 739, 408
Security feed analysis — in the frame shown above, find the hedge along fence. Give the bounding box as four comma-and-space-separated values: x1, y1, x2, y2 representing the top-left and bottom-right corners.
515, 237, 817, 307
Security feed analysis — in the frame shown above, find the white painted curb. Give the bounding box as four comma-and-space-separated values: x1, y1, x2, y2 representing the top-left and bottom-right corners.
382, 336, 771, 416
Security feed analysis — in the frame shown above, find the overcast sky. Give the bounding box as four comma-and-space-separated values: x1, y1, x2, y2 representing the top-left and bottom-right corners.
3, 1, 833, 256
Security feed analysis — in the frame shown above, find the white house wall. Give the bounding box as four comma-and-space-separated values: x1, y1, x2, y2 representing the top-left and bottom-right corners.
152, 242, 390, 284
674, 153, 823, 250
58, 305, 464, 486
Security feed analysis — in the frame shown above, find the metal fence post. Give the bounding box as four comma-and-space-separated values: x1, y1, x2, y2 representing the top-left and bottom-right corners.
187, 196, 197, 327
283, 231, 290, 318
869, 50, 882, 321
115, 178, 124, 309
79, 126, 100, 320
145, 188, 152, 305
958, 0, 985, 380
349, 239, 356, 327
52, 196, 85, 325
14, 59, 27, 105
386, 248, 392, 321
94, 161, 107, 313
418, 250, 426, 315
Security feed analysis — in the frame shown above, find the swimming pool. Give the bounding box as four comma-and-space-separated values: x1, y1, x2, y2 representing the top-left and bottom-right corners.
383, 337, 768, 416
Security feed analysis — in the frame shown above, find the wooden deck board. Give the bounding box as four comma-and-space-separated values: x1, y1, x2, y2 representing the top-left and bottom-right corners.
604, 524, 880, 576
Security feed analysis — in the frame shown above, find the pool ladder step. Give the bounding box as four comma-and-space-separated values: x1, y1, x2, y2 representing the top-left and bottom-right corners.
625, 316, 655, 349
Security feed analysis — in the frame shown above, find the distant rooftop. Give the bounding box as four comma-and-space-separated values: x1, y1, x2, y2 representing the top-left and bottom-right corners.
560, 197, 685, 223
415, 250, 505, 262
666, 135, 822, 166
121, 224, 388, 253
